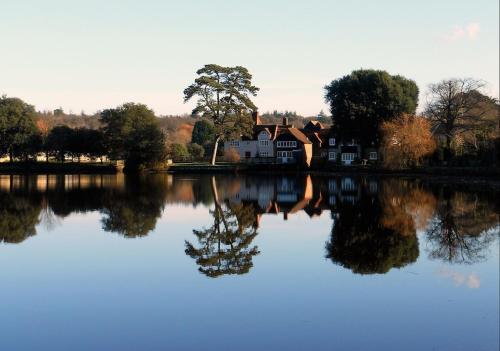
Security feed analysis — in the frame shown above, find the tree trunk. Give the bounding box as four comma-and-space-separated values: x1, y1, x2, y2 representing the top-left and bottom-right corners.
210, 136, 221, 166
445, 136, 452, 164
211, 176, 220, 205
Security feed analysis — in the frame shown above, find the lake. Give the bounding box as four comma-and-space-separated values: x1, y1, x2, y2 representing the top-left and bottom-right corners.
0, 173, 498, 351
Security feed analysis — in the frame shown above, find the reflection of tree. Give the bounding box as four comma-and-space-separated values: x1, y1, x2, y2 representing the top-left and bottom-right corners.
426, 189, 499, 264
326, 183, 419, 275
185, 177, 260, 277
191, 176, 214, 206
379, 180, 437, 234
101, 176, 167, 238
0, 193, 41, 244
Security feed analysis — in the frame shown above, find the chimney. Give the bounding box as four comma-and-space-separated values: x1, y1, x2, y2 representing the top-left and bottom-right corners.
282, 117, 288, 126
252, 111, 261, 125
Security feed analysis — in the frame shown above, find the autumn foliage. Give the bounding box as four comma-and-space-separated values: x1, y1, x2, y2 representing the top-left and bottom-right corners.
381, 114, 436, 169
224, 147, 240, 163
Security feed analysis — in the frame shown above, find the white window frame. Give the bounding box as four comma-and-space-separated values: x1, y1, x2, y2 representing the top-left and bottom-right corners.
277, 141, 297, 148
328, 151, 336, 161
329, 138, 336, 146
277, 151, 293, 158
229, 141, 240, 148
341, 153, 356, 162
369, 152, 377, 160
259, 140, 269, 147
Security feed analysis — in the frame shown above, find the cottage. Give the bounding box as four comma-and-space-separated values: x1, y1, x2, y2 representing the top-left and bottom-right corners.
274, 119, 313, 166
224, 113, 378, 167
323, 132, 379, 165
225, 112, 277, 161
224, 114, 313, 167
301, 121, 331, 165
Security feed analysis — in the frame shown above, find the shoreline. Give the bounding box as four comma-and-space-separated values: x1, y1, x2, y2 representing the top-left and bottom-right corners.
1, 162, 499, 181
162, 163, 500, 179
0, 162, 117, 174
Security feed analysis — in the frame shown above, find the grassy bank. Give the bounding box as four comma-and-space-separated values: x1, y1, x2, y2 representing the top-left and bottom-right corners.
0, 162, 118, 174
164, 162, 500, 178
162, 162, 249, 173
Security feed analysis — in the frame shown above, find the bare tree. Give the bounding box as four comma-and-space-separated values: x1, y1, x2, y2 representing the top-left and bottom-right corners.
425, 78, 489, 158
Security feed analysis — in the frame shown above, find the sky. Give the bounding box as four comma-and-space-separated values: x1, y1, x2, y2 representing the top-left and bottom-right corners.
1, 0, 498, 116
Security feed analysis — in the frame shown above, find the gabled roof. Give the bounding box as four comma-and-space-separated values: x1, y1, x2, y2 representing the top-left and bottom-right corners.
285, 128, 312, 144
301, 128, 331, 145
253, 124, 280, 140
303, 120, 325, 131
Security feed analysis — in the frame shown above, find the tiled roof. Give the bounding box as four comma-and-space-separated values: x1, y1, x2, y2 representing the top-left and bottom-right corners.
286, 128, 312, 144
253, 124, 284, 140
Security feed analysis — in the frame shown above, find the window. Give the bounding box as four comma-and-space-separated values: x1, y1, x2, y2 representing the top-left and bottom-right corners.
259, 140, 270, 146
329, 138, 336, 146
277, 141, 297, 148
228, 141, 239, 147
260, 151, 270, 157
277, 151, 292, 158
328, 152, 336, 161
341, 153, 356, 161
341, 178, 356, 191
369, 152, 377, 160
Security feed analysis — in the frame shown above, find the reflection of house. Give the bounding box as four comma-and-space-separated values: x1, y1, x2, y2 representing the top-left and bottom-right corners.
324, 177, 361, 205
222, 175, 380, 224
227, 176, 315, 222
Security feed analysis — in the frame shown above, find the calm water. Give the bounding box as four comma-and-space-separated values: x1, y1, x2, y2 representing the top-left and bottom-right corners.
0, 173, 498, 351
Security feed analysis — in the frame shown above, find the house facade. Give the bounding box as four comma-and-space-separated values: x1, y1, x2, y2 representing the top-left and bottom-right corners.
224, 114, 312, 166
224, 113, 379, 167
225, 113, 276, 161
322, 131, 379, 165
274, 125, 312, 166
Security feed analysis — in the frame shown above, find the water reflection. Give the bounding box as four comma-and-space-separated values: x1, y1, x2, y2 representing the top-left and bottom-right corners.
325, 181, 420, 275
0, 191, 41, 244
185, 177, 260, 277
425, 188, 499, 264
0, 174, 498, 276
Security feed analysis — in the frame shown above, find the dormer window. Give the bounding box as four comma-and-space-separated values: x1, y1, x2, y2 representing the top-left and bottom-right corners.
329, 138, 336, 146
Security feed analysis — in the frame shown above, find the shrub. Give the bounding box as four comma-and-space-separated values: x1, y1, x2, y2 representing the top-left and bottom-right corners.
187, 143, 205, 160
169, 143, 190, 162
381, 114, 436, 169
224, 147, 240, 163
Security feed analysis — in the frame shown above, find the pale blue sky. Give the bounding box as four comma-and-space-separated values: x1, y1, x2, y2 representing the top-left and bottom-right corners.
1, 0, 498, 116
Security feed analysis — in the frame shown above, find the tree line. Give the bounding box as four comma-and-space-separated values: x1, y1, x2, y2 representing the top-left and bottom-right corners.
2, 65, 499, 170
325, 70, 499, 168
0, 97, 166, 171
